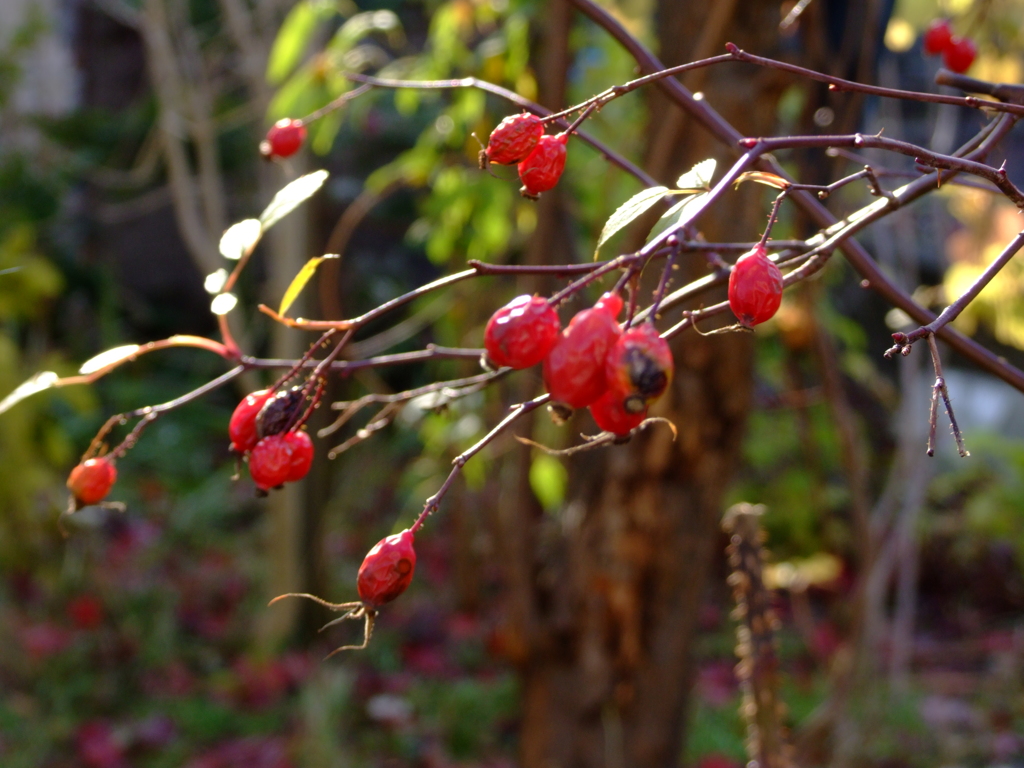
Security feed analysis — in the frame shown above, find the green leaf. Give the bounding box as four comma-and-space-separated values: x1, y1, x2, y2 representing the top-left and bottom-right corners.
219, 219, 262, 261
279, 255, 339, 315
0, 371, 59, 415
675, 158, 716, 192
645, 192, 709, 245
530, 454, 567, 512
594, 186, 670, 257
259, 170, 330, 230
266, 0, 330, 84
326, 10, 402, 57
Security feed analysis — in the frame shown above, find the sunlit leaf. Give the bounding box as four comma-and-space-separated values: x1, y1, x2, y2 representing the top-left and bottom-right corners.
79, 345, 141, 375
675, 158, 716, 192
211, 293, 239, 316
594, 186, 670, 257
259, 171, 330, 230
530, 454, 567, 512
267, 1, 321, 84
645, 192, 709, 244
279, 255, 339, 315
735, 171, 790, 190
204, 268, 228, 294
0, 371, 60, 415
219, 219, 262, 261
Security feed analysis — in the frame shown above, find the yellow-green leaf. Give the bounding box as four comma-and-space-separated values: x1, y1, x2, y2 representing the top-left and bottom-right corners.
530, 454, 568, 512
595, 186, 670, 258
0, 371, 60, 415
279, 255, 340, 316
79, 345, 141, 375
675, 158, 716, 192
260, 171, 330, 230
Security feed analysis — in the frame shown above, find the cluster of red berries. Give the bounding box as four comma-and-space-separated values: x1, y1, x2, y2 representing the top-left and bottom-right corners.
229, 388, 314, 493
727, 245, 784, 328
922, 19, 976, 74
66, 456, 118, 510
484, 291, 674, 435
481, 113, 568, 199
260, 118, 307, 160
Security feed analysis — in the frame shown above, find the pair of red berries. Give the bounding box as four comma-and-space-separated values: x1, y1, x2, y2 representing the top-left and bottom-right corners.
67, 457, 118, 510
260, 118, 307, 160
484, 292, 674, 436
229, 389, 314, 492
482, 113, 568, 199
728, 245, 784, 328
922, 19, 976, 74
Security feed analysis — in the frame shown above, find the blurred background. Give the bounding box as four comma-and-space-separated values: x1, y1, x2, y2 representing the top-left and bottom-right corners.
1, 0, 1024, 766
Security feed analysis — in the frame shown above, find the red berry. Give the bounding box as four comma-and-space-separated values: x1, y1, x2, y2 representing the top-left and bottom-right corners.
357, 529, 416, 608
229, 390, 273, 453
283, 430, 314, 482
249, 434, 294, 491
256, 386, 305, 439
589, 389, 646, 436
728, 245, 784, 328
518, 133, 568, 199
483, 113, 544, 166
543, 293, 622, 409
923, 19, 953, 56
260, 118, 307, 159
943, 36, 976, 74
67, 595, 104, 630
484, 295, 561, 369
67, 457, 117, 507
604, 322, 674, 413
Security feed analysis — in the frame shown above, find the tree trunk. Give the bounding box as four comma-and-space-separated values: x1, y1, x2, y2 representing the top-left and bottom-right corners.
501, 2, 786, 766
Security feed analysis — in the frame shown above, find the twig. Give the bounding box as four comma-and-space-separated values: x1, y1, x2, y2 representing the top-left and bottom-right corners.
925, 335, 968, 458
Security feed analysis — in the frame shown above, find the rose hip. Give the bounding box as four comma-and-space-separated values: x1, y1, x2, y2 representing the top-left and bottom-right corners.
482, 113, 544, 166
260, 118, 307, 159
604, 322, 673, 413
728, 245, 784, 328
589, 389, 646, 436
67, 457, 117, 507
518, 133, 568, 199
484, 295, 561, 369
943, 36, 977, 74
922, 19, 953, 56
283, 430, 314, 482
229, 390, 273, 453
543, 293, 622, 409
357, 529, 416, 608
249, 434, 294, 491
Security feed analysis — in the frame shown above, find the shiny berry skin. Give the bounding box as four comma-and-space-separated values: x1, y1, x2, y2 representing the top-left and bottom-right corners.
543, 293, 622, 409
518, 133, 568, 199
484, 113, 544, 166
249, 434, 294, 491
229, 390, 273, 453
728, 246, 784, 328
260, 118, 307, 159
604, 322, 674, 413
67, 457, 117, 507
357, 529, 416, 608
943, 36, 976, 74
922, 19, 953, 56
283, 430, 314, 482
484, 295, 561, 369
589, 389, 646, 436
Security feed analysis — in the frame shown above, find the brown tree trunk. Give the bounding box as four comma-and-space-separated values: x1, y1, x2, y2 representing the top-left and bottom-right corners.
500, 2, 786, 766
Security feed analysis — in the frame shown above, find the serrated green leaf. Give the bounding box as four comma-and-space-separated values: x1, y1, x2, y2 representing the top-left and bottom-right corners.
259, 170, 330, 230
530, 454, 567, 512
595, 186, 670, 257
266, 1, 321, 84
0, 371, 59, 415
219, 219, 262, 261
675, 158, 716, 192
279, 255, 339, 315
645, 192, 709, 245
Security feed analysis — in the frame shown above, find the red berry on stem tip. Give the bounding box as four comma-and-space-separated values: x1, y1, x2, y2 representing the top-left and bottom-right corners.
518, 133, 568, 199
589, 389, 646, 436
922, 19, 953, 56
283, 430, 314, 482
483, 113, 544, 166
543, 294, 622, 409
604, 323, 674, 413
260, 118, 307, 159
728, 245, 784, 328
229, 390, 273, 453
67, 457, 117, 507
249, 434, 294, 491
943, 36, 976, 74
357, 529, 416, 608
484, 295, 561, 369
